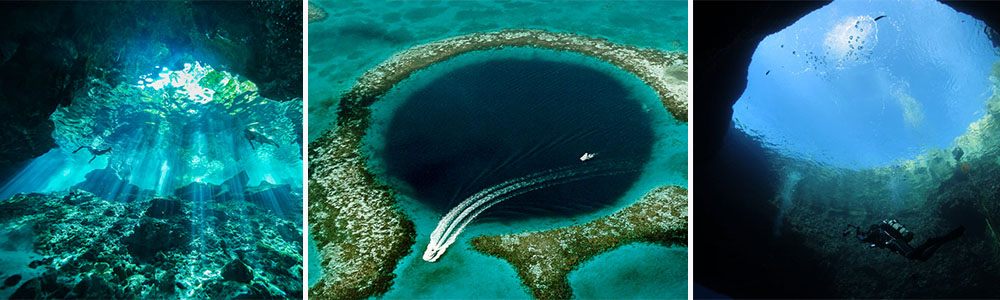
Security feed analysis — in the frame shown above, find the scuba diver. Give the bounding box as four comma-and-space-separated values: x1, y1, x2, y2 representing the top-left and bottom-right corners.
844, 219, 965, 261
73, 145, 112, 163
244, 128, 279, 150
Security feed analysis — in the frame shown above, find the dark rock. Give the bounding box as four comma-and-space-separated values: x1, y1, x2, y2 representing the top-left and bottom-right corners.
244, 183, 300, 218
155, 274, 176, 294
28, 260, 43, 268
695, 1, 829, 162
211, 209, 229, 223
4, 274, 21, 287
234, 282, 276, 300
70, 168, 147, 202
62, 191, 94, 205
113, 265, 126, 281
124, 216, 191, 261
221, 259, 253, 284
223, 170, 250, 189
145, 198, 184, 219
70, 275, 92, 297
173, 182, 221, 203
276, 221, 300, 244
86, 276, 113, 299
9, 277, 39, 299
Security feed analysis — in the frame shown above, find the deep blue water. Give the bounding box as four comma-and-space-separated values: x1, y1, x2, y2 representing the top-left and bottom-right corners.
379, 57, 653, 221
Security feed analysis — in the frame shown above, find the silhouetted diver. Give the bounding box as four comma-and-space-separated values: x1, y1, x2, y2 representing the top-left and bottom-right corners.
73, 146, 112, 163
244, 128, 279, 150
844, 219, 964, 261
874, 15, 886, 22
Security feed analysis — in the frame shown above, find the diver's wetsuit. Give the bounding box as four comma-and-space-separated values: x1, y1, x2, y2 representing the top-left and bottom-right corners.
847, 219, 964, 261
73, 146, 112, 163
244, 129, 279, 150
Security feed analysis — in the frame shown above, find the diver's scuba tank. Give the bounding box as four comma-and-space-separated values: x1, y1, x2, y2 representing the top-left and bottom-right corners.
885, 219, 914, 242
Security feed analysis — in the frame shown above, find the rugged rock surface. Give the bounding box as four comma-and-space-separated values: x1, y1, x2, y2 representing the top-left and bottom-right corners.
695, 3, 1000, 297
471, 186, 688, 299
0, 171, 302, 299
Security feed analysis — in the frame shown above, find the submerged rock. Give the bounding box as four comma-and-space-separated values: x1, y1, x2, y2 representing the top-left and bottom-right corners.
71, 168, 150, 202
144, 198, 183, 219
125, 214, 192, 262
308, 3, 328, 23
4, 274, 21, 287
222, 259, 253, 284
0, 179, 302, 299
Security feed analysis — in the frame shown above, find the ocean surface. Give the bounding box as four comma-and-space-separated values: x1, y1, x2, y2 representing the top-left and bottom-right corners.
733, 0, 999, 169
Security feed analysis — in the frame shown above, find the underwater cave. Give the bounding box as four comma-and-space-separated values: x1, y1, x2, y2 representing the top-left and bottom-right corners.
0, 2, 304, 299
697, 0, 1000, 298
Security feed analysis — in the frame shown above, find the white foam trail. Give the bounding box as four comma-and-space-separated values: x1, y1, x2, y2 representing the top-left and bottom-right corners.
423, 160, 640, 262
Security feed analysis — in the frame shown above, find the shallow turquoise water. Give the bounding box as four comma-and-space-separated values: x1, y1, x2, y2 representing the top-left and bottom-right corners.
307, 233, 322, 287
308, 0, 688, 140
569, 244, 687, 299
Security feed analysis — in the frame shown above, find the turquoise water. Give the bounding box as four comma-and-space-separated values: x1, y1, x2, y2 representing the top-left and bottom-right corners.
308, 0, 688, 140
308, 0, 687, 297
569, 244, 687, 299
733, 0, 998, 169
307, 233, 323, 287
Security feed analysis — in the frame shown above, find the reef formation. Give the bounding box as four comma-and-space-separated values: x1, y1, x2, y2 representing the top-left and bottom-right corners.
0, 171, 302, 299
309, 28, 687, 299
471, 185, 687, 299
308, 2, 328, 23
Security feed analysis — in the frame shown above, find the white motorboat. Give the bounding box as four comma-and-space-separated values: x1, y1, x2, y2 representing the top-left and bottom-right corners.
579, 152, 596, 161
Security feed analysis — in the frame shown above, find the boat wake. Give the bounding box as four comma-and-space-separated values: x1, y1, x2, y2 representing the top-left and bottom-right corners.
422, 159, 642, 262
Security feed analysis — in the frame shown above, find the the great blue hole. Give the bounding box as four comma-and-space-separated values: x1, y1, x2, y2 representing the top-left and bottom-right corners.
377, 56, 656, 221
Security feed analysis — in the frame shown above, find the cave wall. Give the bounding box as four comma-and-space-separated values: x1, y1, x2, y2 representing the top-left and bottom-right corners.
694, 0, 1000, 297
0, 1, 301, 184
